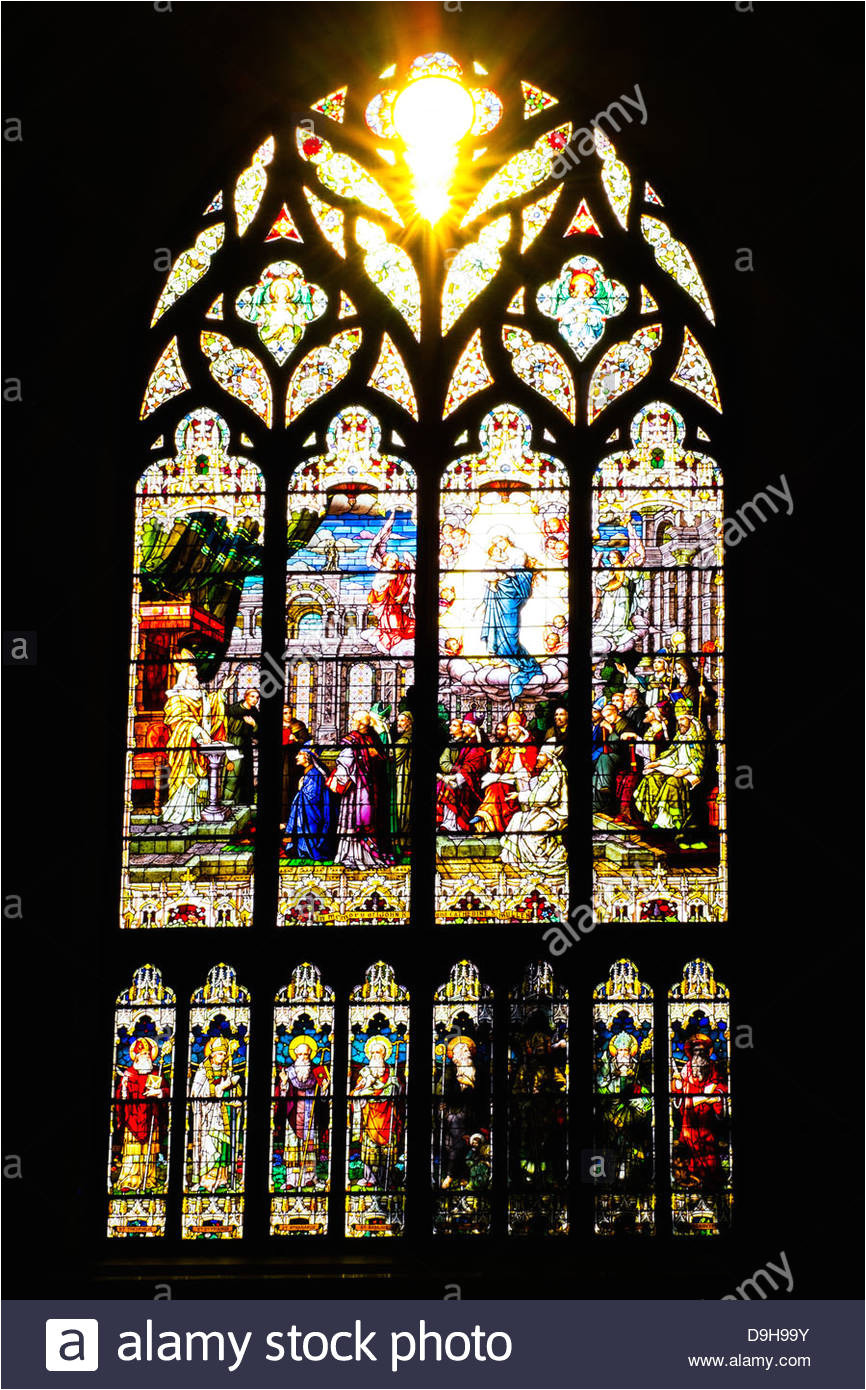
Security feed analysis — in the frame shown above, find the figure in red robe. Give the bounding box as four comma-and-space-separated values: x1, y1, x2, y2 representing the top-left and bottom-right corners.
436, 714, 489, 832
350, 1036, 403, 1188
471, 710, 538, 833
114, 1036, 170, 1191
672, 1034, 728, 1189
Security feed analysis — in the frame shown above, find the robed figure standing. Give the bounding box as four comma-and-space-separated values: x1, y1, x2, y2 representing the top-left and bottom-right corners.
327, 712, 393, 867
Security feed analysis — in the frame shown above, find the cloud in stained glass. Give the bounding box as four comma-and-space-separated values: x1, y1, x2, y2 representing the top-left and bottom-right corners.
502, 325, 575, 422
201, 331, 273, 427
368, 334, 419, 419
537, 255, 628, 361
671, 327, 722, 412
296, 127, 403, 226
303, 188, 346, 257
443, 329, 494, 417
235, 135, 275, 236
265, 203, 303, 243
641, 216, 715, 323
441, 215, 510, 334
235, 261, 328, 366
355, 218, 421, 340
587, 324, 661, 422
594, 128, 631, 229
460, 123, 572, 227
285, 328, 362, 425
141, 337, 190, 419
152, 224, 224, 326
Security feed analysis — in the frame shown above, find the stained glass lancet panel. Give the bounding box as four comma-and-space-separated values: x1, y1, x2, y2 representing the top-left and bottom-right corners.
345, 962, 409, 1237
432, 961, 493, 1235
507, 961, 568, 1234
122, 409, 264, 930
182, 964, 250, 1239
270, 963, 334, 1236
592, 959, 655, 1234
437, 406, 569, 926
592, 402, 726, 923
107, 966, 175, 1237
279, 407, 416, 927
669, 959, 732, 1235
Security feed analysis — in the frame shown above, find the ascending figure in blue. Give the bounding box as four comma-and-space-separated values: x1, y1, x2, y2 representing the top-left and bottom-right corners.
479, 536, 542, 702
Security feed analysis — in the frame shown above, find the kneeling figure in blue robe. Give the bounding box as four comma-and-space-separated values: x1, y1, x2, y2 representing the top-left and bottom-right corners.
284, 746, 332, 861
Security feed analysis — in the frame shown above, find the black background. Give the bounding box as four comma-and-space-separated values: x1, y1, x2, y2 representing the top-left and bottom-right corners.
2, 0, 862, 1302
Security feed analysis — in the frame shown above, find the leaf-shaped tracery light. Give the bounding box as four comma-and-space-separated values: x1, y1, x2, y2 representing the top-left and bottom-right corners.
152, 224, 224, 326
441, 215, 510, 334
296, 127, 403, 226
461, 123, 572, 228
355, 219, 421, 340
641, 215, 715, 323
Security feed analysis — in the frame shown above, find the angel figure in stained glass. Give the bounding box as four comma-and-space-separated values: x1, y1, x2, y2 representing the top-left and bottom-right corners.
365, 511, 415, 654
592, 518, 647, 655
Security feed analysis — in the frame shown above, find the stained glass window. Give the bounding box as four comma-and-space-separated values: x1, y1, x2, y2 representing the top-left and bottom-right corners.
507, 961, 568, 1234
437, 406, 569, 926
669, 960, 732, 1234
346, 962, 409, 1236
432, 961, 493, 1235
122, 409, 264, 930
593, 960, 654, 1234
270, 963, 334, 1235
183, 964, 250, 1239
114, 44, 734, 1251
280, 407, 415, 927
592, 402, 726, 923
107, 966, 175, 1237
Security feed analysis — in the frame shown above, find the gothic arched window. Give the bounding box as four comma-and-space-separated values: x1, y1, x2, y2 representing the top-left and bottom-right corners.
110, 43, 731, 1253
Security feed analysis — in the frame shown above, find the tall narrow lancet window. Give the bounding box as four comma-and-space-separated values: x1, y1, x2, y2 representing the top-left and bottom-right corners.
122, 410, 265, 930
107, 966, 175, 1237
668, 959, 732, 1235
280, 408, 416, 927
507, 961, 568, 1234
437, 408, 569, 926
345, 962, 409, 1236
183, 964, 250, 1239
270, 963, 334, 1236
592, 959, 654, 1234
592, 404, 725, 923
432, 961, 493, 1234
